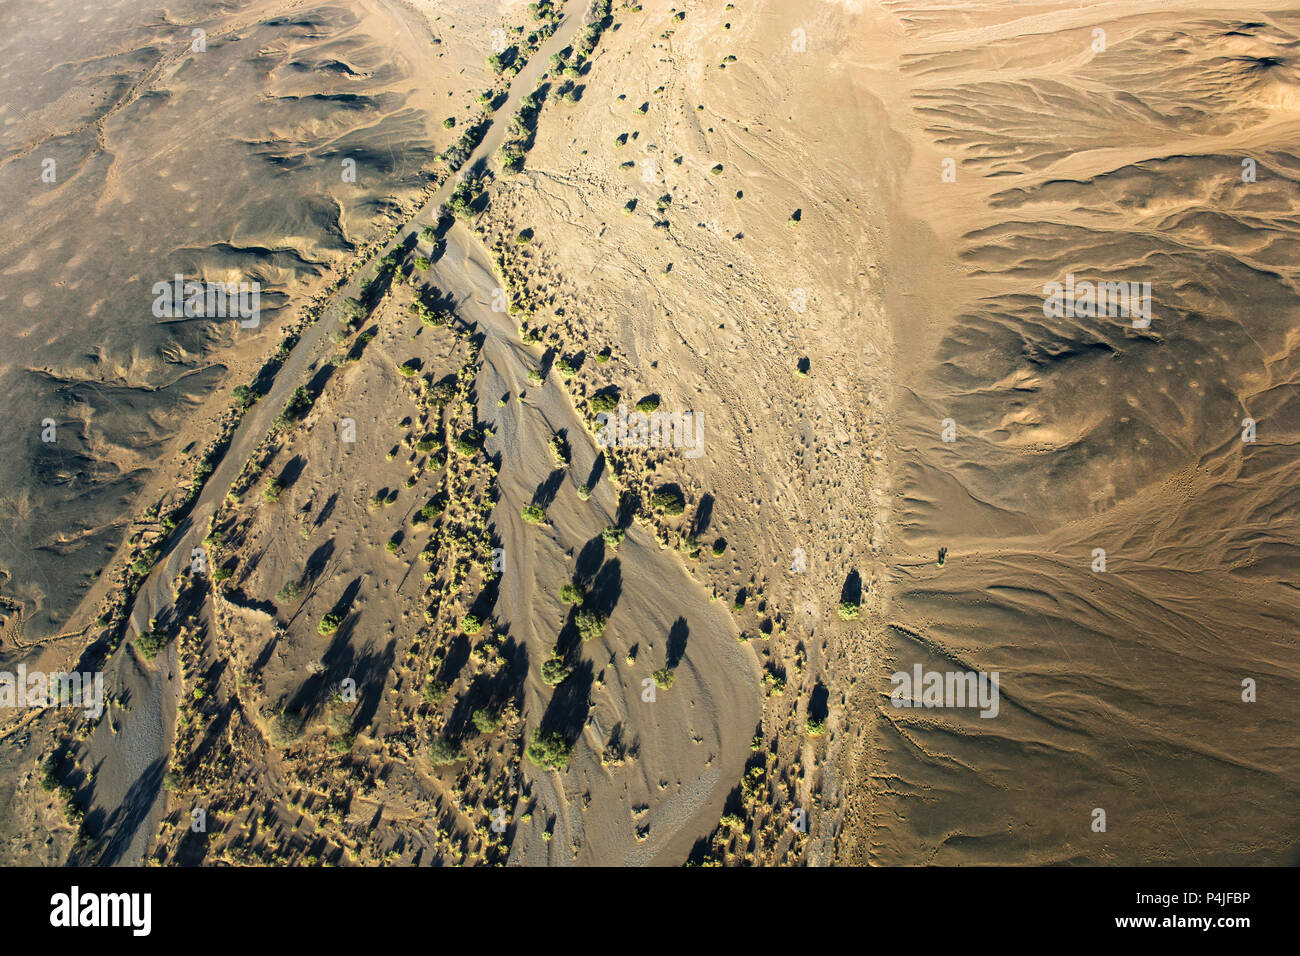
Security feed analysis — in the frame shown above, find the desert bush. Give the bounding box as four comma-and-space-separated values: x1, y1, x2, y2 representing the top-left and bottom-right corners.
522, 504, 545, 524
650, 487, 685, 515
318, 613, 343, 636
549, 436, 570, 464
134, 629, 169, 661
541, 650, 572, 686
429, 737, 464, 766
422, 678, 448, 704
575, 607, 607, 642
526, 729, 571, 770
269, 710, 306, 746
652, 668, 675, 689
340, 297, 366, 327
601, 525, 625, 548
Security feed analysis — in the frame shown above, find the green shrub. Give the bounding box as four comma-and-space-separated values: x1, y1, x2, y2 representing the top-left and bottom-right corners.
590, 392, 619, 413
429, 737, 464, 766
471, 708, 503, 734
134, 629, 169, 661
269, 710, 306, 746
575, 607, 607, 642
526, 729, 571, 770
601, 525, 625, 548
522, 504, 545, 524
559, 582, 585, 605
422, 678, 448, 704
650, 488, 685, 515
340, 298, 366, 327
541, 650, 572, 686
461, 613, 483, 634
453, 432, 480, 456
837, 600, 860, 621
318, 613, 343, 636
652, 668, 675, 689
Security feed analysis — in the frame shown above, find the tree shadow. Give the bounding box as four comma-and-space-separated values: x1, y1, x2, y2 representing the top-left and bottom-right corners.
840, 569, 862, 607
315, 492, 338, 528
79, 757, 165, 866
538, 658, 593, 744
532, 469, 566, 509
585, 452, 605, 489
305, 539, 335, 582
808, 681, 830, 723
666, 617, 689, 669
575, 535, 607, 583
586, 558, 623, 618
691, 493, 714, 536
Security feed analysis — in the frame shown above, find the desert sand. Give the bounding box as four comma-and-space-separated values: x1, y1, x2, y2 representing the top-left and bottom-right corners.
0, 0, 1295, 867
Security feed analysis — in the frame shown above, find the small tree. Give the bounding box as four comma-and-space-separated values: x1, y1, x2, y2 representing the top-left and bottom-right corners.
429, 737, 464, 766
575, 607, 607, 642
650, 487, 685, 515
472, 708, 503, 734
541, 650, 572, 686
526, 729, 571, 770
269, 710, 306, 746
